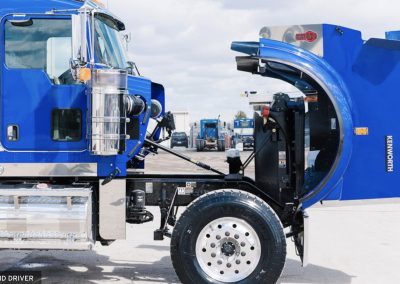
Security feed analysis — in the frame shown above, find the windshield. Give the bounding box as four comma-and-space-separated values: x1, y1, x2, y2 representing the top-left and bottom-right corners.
94, 14, 127, 69
173, 132, 187, 137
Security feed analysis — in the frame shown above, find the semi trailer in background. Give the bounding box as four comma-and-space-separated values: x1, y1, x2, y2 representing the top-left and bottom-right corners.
1, 1, 400, 283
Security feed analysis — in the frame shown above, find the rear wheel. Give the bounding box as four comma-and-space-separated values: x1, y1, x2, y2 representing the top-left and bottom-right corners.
217, 140, 225, 151
171, 189, 286, 284
196, 140, 205, 152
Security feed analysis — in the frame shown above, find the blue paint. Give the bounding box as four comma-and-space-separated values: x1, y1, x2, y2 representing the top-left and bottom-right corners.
233, 24, 400, 207
198, 119, 222, 140
386, 31, 400, 41
0, 0, 164, 177
233, 119, 254, 129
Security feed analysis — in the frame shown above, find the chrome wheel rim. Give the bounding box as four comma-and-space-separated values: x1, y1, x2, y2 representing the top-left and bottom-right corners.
195, 217, 262, 282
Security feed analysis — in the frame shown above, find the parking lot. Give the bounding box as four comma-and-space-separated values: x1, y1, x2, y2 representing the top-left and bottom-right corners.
1, 148, 400, 284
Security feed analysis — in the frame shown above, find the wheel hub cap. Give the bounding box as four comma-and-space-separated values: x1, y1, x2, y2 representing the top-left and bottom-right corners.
195, 217, 262, 283
221, 241, 236, 256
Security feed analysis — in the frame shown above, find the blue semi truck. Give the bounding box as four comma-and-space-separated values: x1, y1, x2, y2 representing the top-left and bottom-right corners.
0, 1, 400, 283
196, 118, 226, 151
232, 118, 254, 150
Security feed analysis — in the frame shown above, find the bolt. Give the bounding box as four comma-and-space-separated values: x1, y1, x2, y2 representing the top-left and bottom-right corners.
236, 260, 241, 265
241, 252, 246, 256
227, 263, 232, 268
234, 234, 239, 239
216, 235, 221, 240
240, 242, 246, 247
211, 253, 216, 258
225, 231, 230, 237
217, 260, 222, 265
211, 243, 216, 248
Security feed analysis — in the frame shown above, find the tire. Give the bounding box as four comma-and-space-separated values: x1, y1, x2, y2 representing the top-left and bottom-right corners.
197, 140, 205, 152
171, 189, 286, 284
217, 140, 225, 151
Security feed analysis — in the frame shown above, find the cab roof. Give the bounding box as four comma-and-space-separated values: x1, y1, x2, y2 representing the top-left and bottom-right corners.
0, 0, 92, 16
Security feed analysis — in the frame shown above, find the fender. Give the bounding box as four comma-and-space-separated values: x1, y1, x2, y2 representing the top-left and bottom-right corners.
232, 38, 354, 209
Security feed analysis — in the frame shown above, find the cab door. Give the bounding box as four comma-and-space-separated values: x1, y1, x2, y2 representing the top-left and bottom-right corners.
1, 15, 86, 152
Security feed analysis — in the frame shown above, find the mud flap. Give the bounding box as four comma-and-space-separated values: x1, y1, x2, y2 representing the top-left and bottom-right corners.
293, 210, 309, 266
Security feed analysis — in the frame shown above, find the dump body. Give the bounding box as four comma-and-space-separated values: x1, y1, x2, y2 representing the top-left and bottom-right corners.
232, 24, 400, 208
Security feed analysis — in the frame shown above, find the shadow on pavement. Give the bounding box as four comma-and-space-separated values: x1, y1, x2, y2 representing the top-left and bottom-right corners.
136, 245, 170, 252
4, 251, 353, 284
4, 250, 180, 284
279, 258, 354, 283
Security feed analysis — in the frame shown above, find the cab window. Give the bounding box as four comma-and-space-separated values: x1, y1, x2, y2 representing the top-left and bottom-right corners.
5, 18, 74, 84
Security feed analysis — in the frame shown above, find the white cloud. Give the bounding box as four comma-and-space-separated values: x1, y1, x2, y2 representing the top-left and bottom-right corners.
107, 0, 400, 122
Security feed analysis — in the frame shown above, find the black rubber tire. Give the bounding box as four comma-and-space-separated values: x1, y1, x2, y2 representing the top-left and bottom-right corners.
197, 140, 205, 152
217, 140, 225, 151
171, 189, 286, 284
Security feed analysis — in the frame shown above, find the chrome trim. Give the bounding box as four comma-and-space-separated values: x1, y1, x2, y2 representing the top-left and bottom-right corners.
0, 185, 93, 250
0, 163, 97, 177
90, 69, 128, 155
260, 25, 324, 57
195, 217, 262, 282
99, 179, 126, 240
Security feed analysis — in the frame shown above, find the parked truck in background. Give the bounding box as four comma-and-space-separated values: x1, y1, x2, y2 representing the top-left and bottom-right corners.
195, 118, 226, 151
232, 118, 254, 150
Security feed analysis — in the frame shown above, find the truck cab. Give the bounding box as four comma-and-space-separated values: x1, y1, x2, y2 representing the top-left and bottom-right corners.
232, 118, 254, 150
0, 0, 167, 250
196, 118, 226, 151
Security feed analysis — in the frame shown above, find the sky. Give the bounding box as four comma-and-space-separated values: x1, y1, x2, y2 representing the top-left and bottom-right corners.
107, 0, 400, 122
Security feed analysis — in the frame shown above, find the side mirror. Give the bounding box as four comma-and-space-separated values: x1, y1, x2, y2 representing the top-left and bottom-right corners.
127, 61, 140, 76
71, 13, 88, 67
